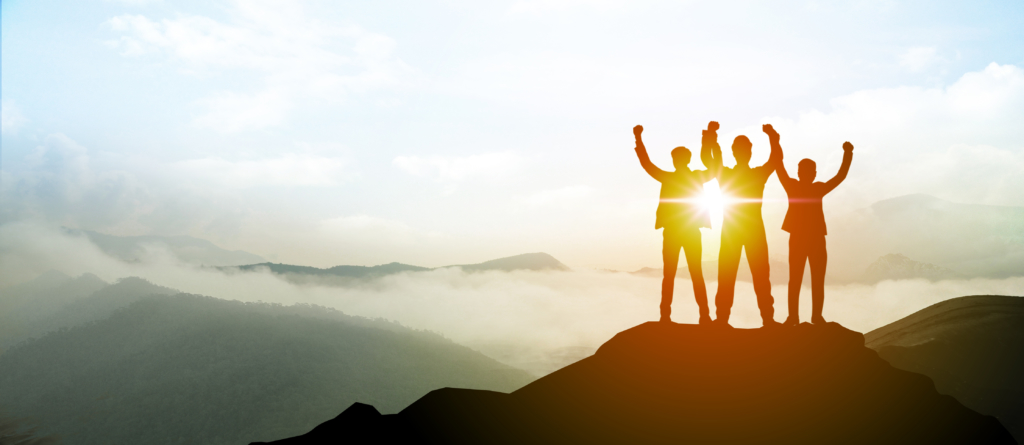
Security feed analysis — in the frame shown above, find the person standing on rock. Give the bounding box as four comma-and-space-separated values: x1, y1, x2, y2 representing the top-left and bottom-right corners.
632, 123, 718, 324
766, 124, 854, 325
704, 123, 782, 328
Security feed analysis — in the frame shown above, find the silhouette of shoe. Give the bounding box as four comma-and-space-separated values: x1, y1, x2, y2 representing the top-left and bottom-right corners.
660, 315, 672, 323
811, 316, 828, 325
698, 315, 713, 325
713, 318, 733, 329
762, 319, 781, 329
783, 316, 799, 327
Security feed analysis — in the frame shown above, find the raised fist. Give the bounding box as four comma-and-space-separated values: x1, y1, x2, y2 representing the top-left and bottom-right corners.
707, 121, 719, 132
762, 124, 779, 138
633, 125, 643, 137
843, 141, 854, 152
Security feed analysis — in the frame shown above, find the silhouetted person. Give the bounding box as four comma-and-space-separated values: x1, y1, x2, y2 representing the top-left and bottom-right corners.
704, 124, 782, 328
767, 124, 854, 325
632, 124, 716, 324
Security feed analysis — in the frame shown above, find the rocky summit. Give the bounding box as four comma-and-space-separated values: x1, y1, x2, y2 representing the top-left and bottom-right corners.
255, 322, 1016, 444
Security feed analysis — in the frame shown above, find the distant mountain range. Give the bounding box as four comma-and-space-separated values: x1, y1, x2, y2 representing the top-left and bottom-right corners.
629, 258, 790, 285
221, 252, 570, 284
0, 273, 535, 445
860, 253, 960, 283
67, 228, 266, 266
866, 295, 1024, 442
828, 194, 1024, 280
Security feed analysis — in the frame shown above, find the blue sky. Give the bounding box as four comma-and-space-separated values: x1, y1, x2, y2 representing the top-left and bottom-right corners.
3, 0, 1024, 270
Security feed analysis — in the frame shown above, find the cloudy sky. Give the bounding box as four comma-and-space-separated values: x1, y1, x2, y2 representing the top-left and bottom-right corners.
3, 0, 1024, 271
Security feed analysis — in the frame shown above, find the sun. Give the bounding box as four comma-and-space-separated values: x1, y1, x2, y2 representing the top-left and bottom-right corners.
700, 181, 727, 230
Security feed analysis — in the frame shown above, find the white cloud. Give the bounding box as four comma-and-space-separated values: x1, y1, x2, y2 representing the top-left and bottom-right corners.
393, 152, 522, 183
521, 185, 593, 206
175, 153, 352, 188
507, 0, 627, 15
753, 62, 1024, 208
105, 1, 412, 132
1, 134, 150, 229
192, 89, 292, 132
1, 99, 29, 135
899, 46, 945, 72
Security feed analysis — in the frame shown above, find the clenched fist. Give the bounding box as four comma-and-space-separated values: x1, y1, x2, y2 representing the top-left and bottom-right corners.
843, 141, 854, 152
633, 125, 643, 138
762, 124, 779, 139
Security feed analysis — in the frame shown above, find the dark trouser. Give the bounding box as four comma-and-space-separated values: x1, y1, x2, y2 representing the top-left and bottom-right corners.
715, 224, 774, 323
788, 233, 827, 321
662, 227, 710, 319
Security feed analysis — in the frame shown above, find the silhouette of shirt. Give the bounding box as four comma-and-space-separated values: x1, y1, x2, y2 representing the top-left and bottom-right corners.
718, 165, 774, 231
654, 170, 714, 230
778, 151, 853, 236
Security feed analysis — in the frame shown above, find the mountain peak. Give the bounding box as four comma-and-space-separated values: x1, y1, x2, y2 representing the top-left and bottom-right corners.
449, 252, 570, 272
258, 322, 1013, 444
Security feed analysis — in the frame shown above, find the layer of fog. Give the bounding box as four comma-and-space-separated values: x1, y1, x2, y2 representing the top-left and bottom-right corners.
3, 222, 1022, 375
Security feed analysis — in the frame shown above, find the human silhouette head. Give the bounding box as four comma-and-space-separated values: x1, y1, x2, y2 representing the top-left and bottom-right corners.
671, 147, 692, 170
732, 136, 752, 166
798, 159, 816, 182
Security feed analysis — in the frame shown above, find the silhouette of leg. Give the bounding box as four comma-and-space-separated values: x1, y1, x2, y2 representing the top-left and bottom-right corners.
809, 235, 828, 324
746, 228, 776, 325
786, 234, 808, 326
680, 228, 711, 324
715, 232, 741, 324
661, 229, 682, 322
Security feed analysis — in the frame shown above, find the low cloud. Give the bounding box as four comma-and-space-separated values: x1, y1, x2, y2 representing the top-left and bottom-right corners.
3, 222, 1021, 375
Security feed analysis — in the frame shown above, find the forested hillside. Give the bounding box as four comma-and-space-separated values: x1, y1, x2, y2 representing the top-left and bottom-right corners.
0, 276, 177, 352
0, 294, 534, 445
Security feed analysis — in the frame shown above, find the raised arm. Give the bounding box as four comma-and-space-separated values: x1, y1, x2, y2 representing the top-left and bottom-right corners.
823, 142, 854, 194
760, 123, 783, 174
699, 121, 722, 182
763, 124, 795, 189
633, 125, 669, 182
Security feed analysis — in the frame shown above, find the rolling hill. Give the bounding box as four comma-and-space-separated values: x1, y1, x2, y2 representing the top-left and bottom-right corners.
0, 293, 535, 445
865, 295, 1024, 441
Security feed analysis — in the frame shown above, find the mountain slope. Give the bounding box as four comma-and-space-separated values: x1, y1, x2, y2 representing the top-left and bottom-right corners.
0, 294, 535, 445
0, 272, 110, 353
865, 295, 1024, 441
257, 322, 1014, 444
0, 276, 175, 352
449, 253, 570, 272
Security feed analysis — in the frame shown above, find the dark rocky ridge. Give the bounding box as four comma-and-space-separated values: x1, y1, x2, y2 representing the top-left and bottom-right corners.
255, 322, 1016, 444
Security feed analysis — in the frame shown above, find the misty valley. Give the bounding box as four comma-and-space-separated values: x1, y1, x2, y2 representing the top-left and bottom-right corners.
1, 193, 1023, 444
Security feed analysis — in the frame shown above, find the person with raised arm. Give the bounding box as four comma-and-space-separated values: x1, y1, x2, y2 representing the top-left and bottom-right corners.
632, 123, 719, 324
704, 123, 782, 328
764, 124, 854, 325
